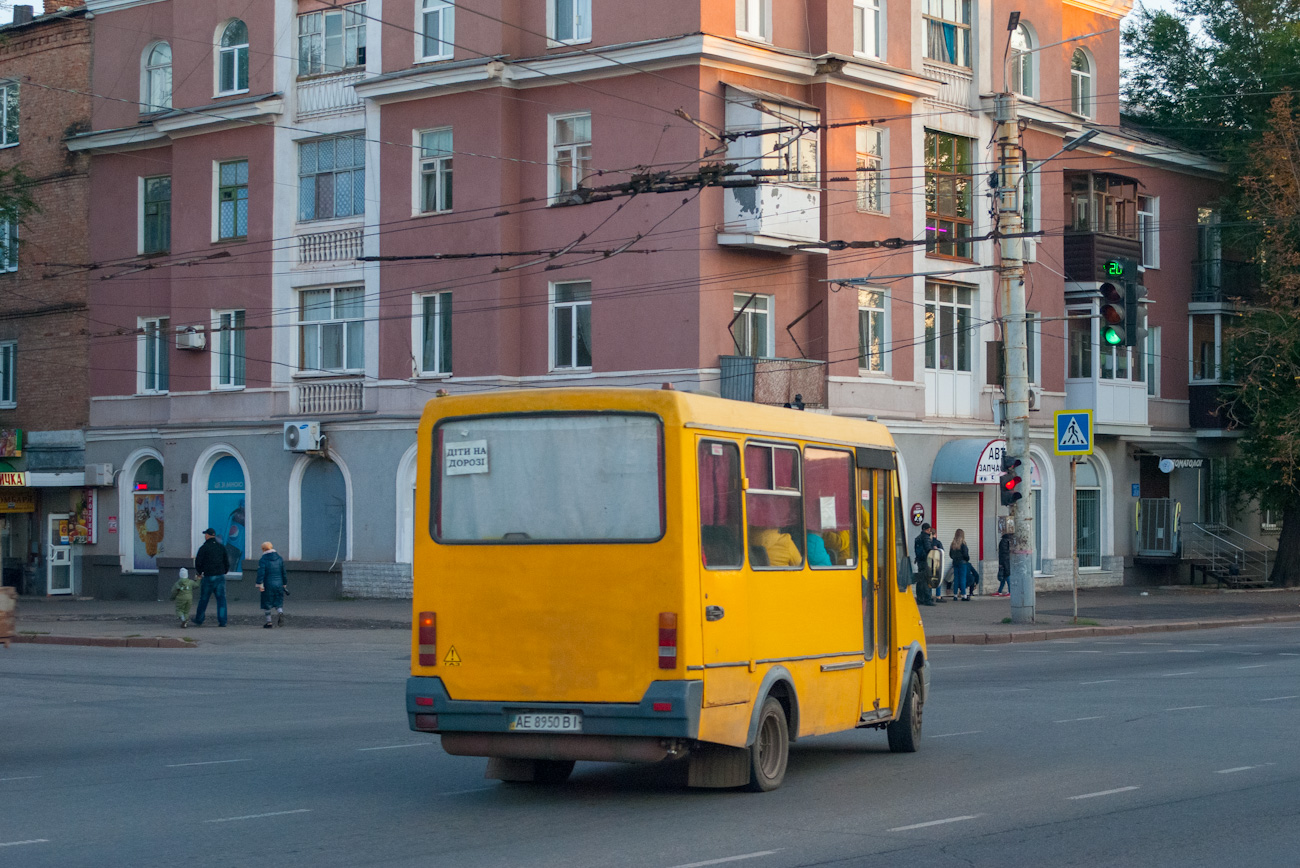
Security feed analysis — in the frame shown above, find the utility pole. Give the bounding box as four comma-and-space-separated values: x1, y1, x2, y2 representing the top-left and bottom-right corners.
994, 91, 1035, 623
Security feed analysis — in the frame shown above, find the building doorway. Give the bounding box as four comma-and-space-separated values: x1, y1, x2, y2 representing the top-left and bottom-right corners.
47, 513, 72, 595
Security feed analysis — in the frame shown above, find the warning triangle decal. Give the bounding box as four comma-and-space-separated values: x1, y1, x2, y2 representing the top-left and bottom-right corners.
1060, 418, 1088, 446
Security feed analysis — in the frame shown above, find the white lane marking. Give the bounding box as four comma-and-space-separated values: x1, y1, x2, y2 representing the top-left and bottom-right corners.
436, 786, 498, 797
1280, 653, 1300, 656
889, 815, 980, 832
1159, 671, 1196, 677
1166, 705, 1210, 711
1013, 649, 1052, 653
205, 809, 311, 824
1237, 664, 1268, 670
167, 759, 251, 768
1068, 786, 1140, 800
1115, 651, 1151, 655
930, 730, 983, 739
1224, 651, 1263, 656
0, 776, 41, 782
1081, 679, 1117, 685
993, 687, 1032, 692
1054, 716, 1105, 723
1191, 643, 1221, 647
1168, 650, 1204, 654
1260, 695, 1299, 702
0, 840, 49, 848
668, 850, 782, 868
1216, 766, 1261, 774
1067, 650, 1103, 654
358, 743, 428, 751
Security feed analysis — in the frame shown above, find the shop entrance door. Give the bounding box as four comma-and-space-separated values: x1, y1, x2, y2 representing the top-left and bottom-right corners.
47, 513, 72, 595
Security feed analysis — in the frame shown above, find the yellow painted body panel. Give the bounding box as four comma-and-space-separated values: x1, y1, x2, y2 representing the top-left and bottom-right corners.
413, 388, 927, 746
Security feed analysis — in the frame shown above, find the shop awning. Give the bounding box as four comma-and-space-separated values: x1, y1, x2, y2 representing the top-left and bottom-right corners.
1133, 441, 1206, 460
931, 438, 1005, 485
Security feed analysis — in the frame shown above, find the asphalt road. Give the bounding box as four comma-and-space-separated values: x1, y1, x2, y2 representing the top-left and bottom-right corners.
3, 624, 1300, 867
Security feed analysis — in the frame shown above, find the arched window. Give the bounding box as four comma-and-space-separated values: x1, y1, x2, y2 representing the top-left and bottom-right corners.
143, 42, 172, 112
301, 458, 348, 562
1071, 49, 1093, 118
218, 20, 250, 95
131, 458, 164, 571
204, 455, 247, 574
1075, 459, 1101, 568
396, 445, 418, 565
1009, 24, 1033, 98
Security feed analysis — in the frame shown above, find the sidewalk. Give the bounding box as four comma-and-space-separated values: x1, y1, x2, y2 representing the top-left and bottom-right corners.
4, 587, 1300, 649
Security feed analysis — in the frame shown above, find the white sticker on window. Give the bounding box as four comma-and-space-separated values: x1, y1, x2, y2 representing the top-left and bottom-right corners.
820, 496, 837, 530
711, 443, 724, 456
445, 439, 489, 476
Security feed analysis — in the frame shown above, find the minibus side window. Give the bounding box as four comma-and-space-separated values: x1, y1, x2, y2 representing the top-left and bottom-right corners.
744, 443, 804, 569
804, 447, 857, 568
698, 440, 743, 569
894, 470, 913, 591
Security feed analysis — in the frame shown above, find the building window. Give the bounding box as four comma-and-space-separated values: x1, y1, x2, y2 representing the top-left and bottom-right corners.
139, 317, 170, 394
1202, 456, 1228, 525
858, 288, 886, 372
1021, 168, 1035, 233
205, 455, 246, 575
218, 20, 250, 95
735, 0, 768, 41
217, 160, 249, 240
143, 176, 171, 255
1068, 306, 1092, 378
1138, 195, 1159, 268
1026, 311, 1040, 384
1075, 459, 1101, 568
1143, 325, 1161, 396
1262, 509, 1280, 533
856, 126, 884, 213
551, 281, 592, 370
0, 218, 17, 272
132, 457, 164, 572
924, 282, 972, 371
143, 43, 172, 112
0, 80, 17, 147
1067, 172, 1138, 238
299, 135, 364, 222
300, 287, 364, 373
300, 457, 348, 561
732, 293, 772, 358
925, 130, 973, 259
551, 0, 591, 44
1071, 49, 1093, 118
551, 113, 591, 200
0, 341, 15, 408
215, 309, 246, 388
1009, 23, 1033, 96
1191, 314, 1220, 382
418, 128, 453, 213
418, 292, 452, 375
419, 0, 453, 60
923, 0, 970, 67
853, 0, 882, 59
1197, 207, 1222, 299
298, 2, 366, 76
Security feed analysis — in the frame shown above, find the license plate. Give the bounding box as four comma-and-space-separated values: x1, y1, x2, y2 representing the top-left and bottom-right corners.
509, 712, 582, 733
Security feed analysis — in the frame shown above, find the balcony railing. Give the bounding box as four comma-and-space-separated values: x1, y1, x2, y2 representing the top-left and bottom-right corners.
294, 379, 364, 415
719, 355, 826, 407
922, 62, 973, 111
1061, 232, 1141, 282
1192, 258, 1258, 303
719, 183, 820, 250
295, 71, 365, 120
298, 227, 363, 265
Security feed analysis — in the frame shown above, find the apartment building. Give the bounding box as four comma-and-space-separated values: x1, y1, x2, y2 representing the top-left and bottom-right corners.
67, 0, 1254, 599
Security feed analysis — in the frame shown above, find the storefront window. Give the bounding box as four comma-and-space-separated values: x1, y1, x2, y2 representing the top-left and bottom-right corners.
1075, 459, 1100, 568
302, 458, 348, 561
132, 458, 164, 571
206, 455, 246, 574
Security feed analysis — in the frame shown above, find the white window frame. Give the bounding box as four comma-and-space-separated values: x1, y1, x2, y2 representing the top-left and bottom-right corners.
141, 175, 171, 255
0, 217, 16, 272
1008, 23, 1034, 98
1071, 48, 1093, 118
0, 80, 17, 147
1189, 313, 1222, 384
1145, 325, 1161, 397
856, 126, 886, 214
298, 286, 365, 374
413, 291, 452, 376
732, 293, 774, 358
138, 316, 170, 395
735, 0, 770, 43
1026, 311, 1041, 385
141, 42, 172, 112
214, 159, 249, 242
857, 288, 888, 374
418, 0, 454, 61
922, 0, 971, 67
298, 2, 367, 76
213, 309, 246, 390
1138, 195, 1160, 269
0, 341, 15, 408
549, 112, 592, 202
548, 0, 592, 46
924, 282, 974, 372
853, 0, 883, 60
416, 127, 453, 214
550, 281, 593, 371
297, 134, 365, 223
217, 20, 250, 96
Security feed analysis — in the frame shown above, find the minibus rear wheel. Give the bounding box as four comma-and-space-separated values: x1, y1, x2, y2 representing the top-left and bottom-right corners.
747, 696, 790, 792
887, 672, 923, 753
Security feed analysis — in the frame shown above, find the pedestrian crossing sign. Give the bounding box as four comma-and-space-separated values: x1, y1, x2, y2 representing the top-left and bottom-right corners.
1055, 410, 1093, 455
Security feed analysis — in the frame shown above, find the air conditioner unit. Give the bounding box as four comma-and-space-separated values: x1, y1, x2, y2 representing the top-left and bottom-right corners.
1027, 388, 1042, 412
176, 325, 206, 351
283, 421, 323, 452
84, 463, 114, 487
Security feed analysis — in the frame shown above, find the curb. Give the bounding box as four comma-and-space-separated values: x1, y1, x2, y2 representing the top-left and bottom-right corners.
11, 635, 196, 649
927, 613, 1300, 645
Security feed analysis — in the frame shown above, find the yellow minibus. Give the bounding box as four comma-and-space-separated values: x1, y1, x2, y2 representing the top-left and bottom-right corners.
407, 388, 929, 791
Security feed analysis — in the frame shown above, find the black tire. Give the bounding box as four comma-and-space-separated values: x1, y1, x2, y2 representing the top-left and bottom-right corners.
533, 759, 575, 784
746, 696, 790, 792
887, 671, 923, 753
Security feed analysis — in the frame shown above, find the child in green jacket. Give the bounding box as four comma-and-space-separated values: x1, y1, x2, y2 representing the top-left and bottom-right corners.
170, 568, 199, 628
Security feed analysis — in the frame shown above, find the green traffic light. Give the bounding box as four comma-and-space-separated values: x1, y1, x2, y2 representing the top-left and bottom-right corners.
1103, 327, 1123, 345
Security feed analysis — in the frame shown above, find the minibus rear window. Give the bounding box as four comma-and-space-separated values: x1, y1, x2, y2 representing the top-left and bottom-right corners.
433, 413, 664, 543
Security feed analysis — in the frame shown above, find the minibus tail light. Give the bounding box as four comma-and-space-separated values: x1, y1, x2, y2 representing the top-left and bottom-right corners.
418, 612, 437, 667
658, 612, 677, 669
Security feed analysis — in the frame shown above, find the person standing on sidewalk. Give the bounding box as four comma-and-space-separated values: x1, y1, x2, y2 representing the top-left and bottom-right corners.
255, 541, 287, 628
949, 529, 971, 601
192, 528, 231, 627
913, 523, 940, 606
996, 527, 1013, 596
169, 568, 198, 628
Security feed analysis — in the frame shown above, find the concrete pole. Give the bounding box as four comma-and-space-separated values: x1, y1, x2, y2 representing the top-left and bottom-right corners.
994, 92, 1035, 623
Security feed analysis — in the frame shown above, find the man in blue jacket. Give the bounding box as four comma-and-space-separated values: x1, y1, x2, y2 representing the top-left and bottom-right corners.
192, 528, 231, 627
255, 541, 288, 628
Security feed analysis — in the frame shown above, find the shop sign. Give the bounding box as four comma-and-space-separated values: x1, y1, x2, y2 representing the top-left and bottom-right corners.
0, 491, 35, 513
108, 515, 118, 534
0, 429, 22, 458
975, 439, 1007, 484
71, 488, 95, 544
0, 471, 28, 486
910, 503, 925, 526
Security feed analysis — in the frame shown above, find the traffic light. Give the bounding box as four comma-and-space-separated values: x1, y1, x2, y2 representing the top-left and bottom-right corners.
1098, 280, 1126, 347
1000, 453, 1024, 507
1125, 280, 1149, 348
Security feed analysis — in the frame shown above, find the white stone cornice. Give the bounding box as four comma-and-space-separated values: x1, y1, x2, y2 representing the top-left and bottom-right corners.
86, 0, 167, 14
152, 95, 285, 137
1063, 0, 1134, 18
66, 124, 166, 153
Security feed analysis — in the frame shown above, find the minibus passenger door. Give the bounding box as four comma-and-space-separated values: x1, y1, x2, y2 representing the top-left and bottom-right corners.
697, 438, 753, 707
857, 468, 879, 715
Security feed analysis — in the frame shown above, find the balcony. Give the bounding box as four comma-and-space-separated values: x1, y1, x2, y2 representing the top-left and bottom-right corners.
922, 61, 973, 112
718, 184, 821, 251
293, 379, 364, 415
719, 356, 827, 407
295, 71, 365, 120
1192, 258, 1258, 303
298, 226, 363, 265
1062, 171, 1142, 282
1066, 379, 1147, 430
1188, 383, 1233, 429
1062, 232, 1142, 283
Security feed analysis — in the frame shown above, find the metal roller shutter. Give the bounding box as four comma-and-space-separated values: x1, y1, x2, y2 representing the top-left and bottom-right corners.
935, 491, 981, 587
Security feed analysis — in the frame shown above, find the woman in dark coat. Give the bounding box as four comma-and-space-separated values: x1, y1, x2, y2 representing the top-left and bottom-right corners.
255, 541, 288, 628
949, 529, 972, 601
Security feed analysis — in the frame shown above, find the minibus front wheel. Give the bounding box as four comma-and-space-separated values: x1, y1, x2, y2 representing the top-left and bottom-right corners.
887, 671, 923, 753
746, 696, 790, 792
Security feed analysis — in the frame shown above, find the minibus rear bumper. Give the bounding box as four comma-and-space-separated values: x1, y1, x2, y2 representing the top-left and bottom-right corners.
407, 677, 702, 762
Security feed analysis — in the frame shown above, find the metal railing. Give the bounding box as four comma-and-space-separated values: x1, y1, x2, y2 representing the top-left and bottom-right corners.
1181, 522, 1273, 587
294, 380, 364, 415
718, 355, 826, 407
